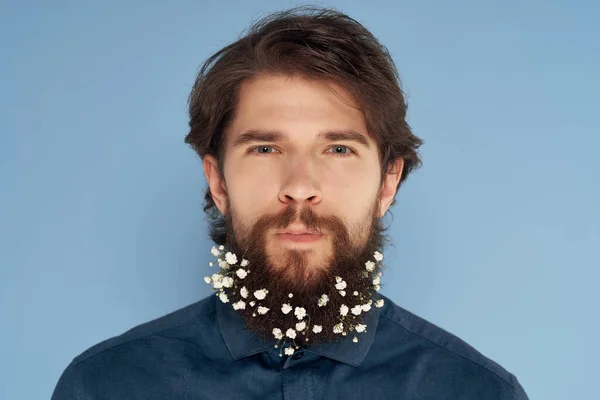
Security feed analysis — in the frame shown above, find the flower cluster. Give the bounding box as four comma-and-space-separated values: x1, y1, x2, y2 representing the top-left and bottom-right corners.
204, 245, 385, 357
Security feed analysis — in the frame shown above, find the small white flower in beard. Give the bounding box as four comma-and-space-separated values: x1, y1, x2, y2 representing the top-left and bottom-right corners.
351, 305, 362, 316
312, 325, 323, 333
288, 293, 294, 298
236, 268, 247, 279
373, 276, 381, 286
294, 307, 307, 320
361, 303, 371, 312
286, 328, 297, 339
222, 276, 234, 288
225, 252, 238, 265
257, 306, 270, 315
339, 290, 346, 297
240, 286, 248, 299
333, 323, 344, 334
240, 259, 249, 267
295, 321, 306, 331
284, 347, 295, 356
203, 276, 211, 284
365, 261, 375, 272
273, 328, 283, 340
232, 300, 246, 310
339, 305, 349, 316
254, 289, 267, 300
374, 284, 381, 291
355, 324, 367, 333
335, 280, 347, 291
374, 251, 383, 262
375, 299, 385, 308
249, 301, 255, 307
210, 246, 221, 257
317, 294, 329, 307
281, 303, 292, 314
353, 337, 358, 343
212, 273, 223, 286
218, 292, 229, 303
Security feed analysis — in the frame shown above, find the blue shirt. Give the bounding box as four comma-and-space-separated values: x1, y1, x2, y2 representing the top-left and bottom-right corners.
52, 293, 529, 399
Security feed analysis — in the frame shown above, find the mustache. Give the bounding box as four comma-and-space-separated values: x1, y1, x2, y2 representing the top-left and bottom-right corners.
252, 205, 347, 236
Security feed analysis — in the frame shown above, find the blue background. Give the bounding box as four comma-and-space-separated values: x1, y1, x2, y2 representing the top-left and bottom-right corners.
1, 1, 598, 399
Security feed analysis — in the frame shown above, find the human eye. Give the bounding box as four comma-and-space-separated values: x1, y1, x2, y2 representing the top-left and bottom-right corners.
248, 145, 279, 156
326, 145, 355, 157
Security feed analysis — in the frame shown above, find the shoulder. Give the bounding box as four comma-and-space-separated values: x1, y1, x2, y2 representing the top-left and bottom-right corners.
374, 294, 528, 399
51, 295, 219, 399
70, 294, 217, 366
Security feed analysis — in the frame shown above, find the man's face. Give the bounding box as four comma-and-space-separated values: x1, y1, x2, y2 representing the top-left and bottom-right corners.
205, 74, 401, 281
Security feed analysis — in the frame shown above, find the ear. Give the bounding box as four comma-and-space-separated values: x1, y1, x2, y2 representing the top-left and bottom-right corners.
203, 154, 228, 215
378, 158, 404, 217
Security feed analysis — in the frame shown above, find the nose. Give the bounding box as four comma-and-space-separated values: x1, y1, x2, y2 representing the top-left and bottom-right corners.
277, 158, 322, 207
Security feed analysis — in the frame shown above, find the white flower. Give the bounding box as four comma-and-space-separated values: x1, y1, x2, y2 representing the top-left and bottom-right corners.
222, 276, 234, 288
333, 323, 344, 334
317, 294, 329, 307
294, 307, 307, 320
240, 259, 249, 267
225, 252, 238, 265
312, 325, 323, 333
281, 303, 292, 314
374, 284, 381, 291
288, 293, 293, 298
286, 328, 297, 339
339, 304, 349, 316
353, 337, 358, 343
355, 324, 367, 333
361, 303, 371, 312
232, 300, 246, 310
236, 268, 248, 279
335, 276, 343, 283
218, 292, 229, 303
365, 261, 376, 272
284, 347, 295, 356
203, 276, 211, 284
351, 305, 362, 316
375, 299, 385, 308
373, 276, 381, 286
273, 328, 283, 340
217, 259, 229, 269
212, 273, 224, 289
339, 290, 346, 297
254, 289, 267, 300
249, 301, 255, 307
374, 251, 383, 262
335, 280, 347, 290
353, 291, 358, 296
257, 306, 270, 315
218, 245, 224, 250
295, 321, 306, 331
209, 261, 214, 267
240, 286, 249, 298
211, 246, 221, 257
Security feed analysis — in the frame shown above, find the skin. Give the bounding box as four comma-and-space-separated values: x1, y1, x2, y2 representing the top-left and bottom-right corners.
203, 74, 403, 276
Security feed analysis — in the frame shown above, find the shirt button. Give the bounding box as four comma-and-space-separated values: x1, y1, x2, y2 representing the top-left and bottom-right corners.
291, 351, 304, 360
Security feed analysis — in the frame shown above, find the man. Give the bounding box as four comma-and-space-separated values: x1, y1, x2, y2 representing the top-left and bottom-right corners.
52, 7, 529, 399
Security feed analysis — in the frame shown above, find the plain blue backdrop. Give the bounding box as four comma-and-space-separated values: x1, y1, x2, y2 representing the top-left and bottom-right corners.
1, 1, 598, 399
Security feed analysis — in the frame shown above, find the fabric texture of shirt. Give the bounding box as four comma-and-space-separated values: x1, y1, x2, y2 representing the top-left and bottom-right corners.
51, 293, 529, 399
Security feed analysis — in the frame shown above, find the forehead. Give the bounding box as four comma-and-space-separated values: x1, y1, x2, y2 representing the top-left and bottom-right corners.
225, 74, 371, 145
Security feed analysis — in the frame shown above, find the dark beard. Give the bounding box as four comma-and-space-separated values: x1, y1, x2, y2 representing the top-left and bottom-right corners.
217, 201, 387, 348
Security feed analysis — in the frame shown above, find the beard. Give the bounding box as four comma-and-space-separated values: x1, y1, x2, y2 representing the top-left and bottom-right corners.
216, 198, 387, 348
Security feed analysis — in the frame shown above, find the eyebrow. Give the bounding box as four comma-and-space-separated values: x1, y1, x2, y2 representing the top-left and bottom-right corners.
231, 129, 371, 149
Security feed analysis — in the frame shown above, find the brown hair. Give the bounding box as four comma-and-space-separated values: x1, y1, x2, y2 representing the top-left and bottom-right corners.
185, 6, 423, 244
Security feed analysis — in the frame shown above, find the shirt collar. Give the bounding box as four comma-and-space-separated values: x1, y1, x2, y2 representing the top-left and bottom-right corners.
216, 294, 382, 367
